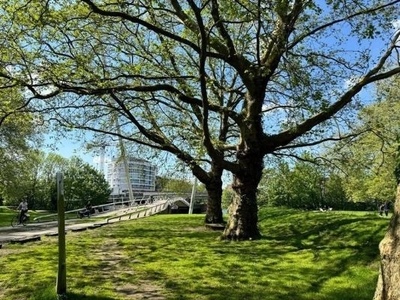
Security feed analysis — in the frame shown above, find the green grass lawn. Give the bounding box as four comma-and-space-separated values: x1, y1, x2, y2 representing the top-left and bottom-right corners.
0, 206, 51, 227
0, 207, 389, 300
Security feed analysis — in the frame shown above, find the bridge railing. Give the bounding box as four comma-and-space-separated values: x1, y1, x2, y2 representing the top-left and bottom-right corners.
105, 196, 191, 223
106, 199, 171, 223
32, 196, 159, 223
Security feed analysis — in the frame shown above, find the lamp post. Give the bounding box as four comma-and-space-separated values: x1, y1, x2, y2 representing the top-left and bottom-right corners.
189, 178, 197, 214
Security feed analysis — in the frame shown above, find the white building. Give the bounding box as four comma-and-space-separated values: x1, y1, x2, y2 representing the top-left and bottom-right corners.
106, 156, 157, 195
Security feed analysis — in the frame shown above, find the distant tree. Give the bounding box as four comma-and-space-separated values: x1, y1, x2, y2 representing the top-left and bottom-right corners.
156, 176, 206, 195
9, 150, 58, 210
322, 174, 347, 210
258, 161, 292, 208
221, 186, 234, 210
287, 160, 325, 209
259, 157, 326, 210
157, 177, 194, 193
328, 79, 400, 206
63, 157, 111, 210
259, 156, 348, 210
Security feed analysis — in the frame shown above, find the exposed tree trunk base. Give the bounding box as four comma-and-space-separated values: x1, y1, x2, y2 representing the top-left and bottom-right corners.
221, 220, 262, 241
221, 193, 261, 241
221, 229, 261, 241
374, 184, 400, 300
205, 223, 225, 231
204, 214, 224, 224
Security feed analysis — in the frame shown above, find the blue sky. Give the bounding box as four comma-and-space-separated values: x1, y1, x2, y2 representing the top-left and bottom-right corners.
44, 135, 99, 167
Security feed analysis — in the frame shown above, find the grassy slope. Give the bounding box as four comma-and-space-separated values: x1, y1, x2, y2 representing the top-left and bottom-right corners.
0, 207, 389, 300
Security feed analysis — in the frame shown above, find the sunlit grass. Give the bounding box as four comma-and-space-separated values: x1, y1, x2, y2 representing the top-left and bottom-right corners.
0, 206, 51, 227
0, 207, 390, 300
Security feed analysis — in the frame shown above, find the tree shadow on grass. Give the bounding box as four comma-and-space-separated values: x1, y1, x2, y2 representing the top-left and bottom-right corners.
6, 212, 385, 300
63, 293, 116, 300
258, 214, 387, 299
7, 287, 117, 300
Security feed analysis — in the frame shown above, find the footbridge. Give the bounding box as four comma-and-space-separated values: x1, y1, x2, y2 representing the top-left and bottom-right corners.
0, 195, 191, 245
32, 194, 191, 224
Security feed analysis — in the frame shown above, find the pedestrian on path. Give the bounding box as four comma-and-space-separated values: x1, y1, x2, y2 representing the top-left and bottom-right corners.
384, 202, 389, 216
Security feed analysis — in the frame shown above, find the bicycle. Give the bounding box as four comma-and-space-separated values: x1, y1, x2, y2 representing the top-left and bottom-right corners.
10, 212, 30, 227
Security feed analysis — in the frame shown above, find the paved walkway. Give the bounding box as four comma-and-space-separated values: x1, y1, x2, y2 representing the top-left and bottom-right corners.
0, 218, 111, 244
0, 200, 170, 245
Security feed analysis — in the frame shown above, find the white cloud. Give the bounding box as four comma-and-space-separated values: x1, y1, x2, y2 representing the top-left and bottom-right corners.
343, 75, 361, 90
4, 65, 56, 97
392, 19, 400, 30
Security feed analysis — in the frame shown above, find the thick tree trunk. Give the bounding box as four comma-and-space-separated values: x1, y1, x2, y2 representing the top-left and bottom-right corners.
204, 177, 223, 224
193, 163, 224, 224
221, 154, 263, 241
373, 184, 400, 300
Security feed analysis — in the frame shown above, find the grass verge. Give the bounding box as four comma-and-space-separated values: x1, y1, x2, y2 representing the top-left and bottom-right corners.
0, 206, 51, 227
0, 207, 389, 300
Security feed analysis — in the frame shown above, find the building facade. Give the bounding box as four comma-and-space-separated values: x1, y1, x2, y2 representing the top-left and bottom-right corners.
106, 157, 157, 195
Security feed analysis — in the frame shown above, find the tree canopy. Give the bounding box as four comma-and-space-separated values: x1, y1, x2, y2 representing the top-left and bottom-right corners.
328, 76, 400, 204
0, 88, 42, 203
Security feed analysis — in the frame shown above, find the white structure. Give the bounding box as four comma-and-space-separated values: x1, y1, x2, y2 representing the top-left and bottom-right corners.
106, 156, 157, 195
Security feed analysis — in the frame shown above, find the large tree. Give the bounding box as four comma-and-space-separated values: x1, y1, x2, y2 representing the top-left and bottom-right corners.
1, 0, 400, 241
374, 146, 400, 300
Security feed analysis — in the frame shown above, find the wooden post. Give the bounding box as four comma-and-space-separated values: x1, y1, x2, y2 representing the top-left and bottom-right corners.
56, 172, 67, 295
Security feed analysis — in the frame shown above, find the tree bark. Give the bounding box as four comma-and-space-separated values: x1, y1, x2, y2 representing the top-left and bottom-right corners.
221, 153, 263, 240
373, 184, 400, 300
192, 163, 224, 224
204, 176, 224, 224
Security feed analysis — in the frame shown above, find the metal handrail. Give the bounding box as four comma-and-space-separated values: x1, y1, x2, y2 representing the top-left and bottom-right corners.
106, 200, 171, 223
33, 195, 187, 223
32, 197, 155, 222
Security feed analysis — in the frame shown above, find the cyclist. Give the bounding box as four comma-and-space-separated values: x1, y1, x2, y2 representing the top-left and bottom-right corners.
79, 201, 92, 218
17, 198, 29, 224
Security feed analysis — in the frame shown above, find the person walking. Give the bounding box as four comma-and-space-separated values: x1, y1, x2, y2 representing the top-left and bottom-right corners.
384, 202, 389, 217
85, 201, 93, 217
